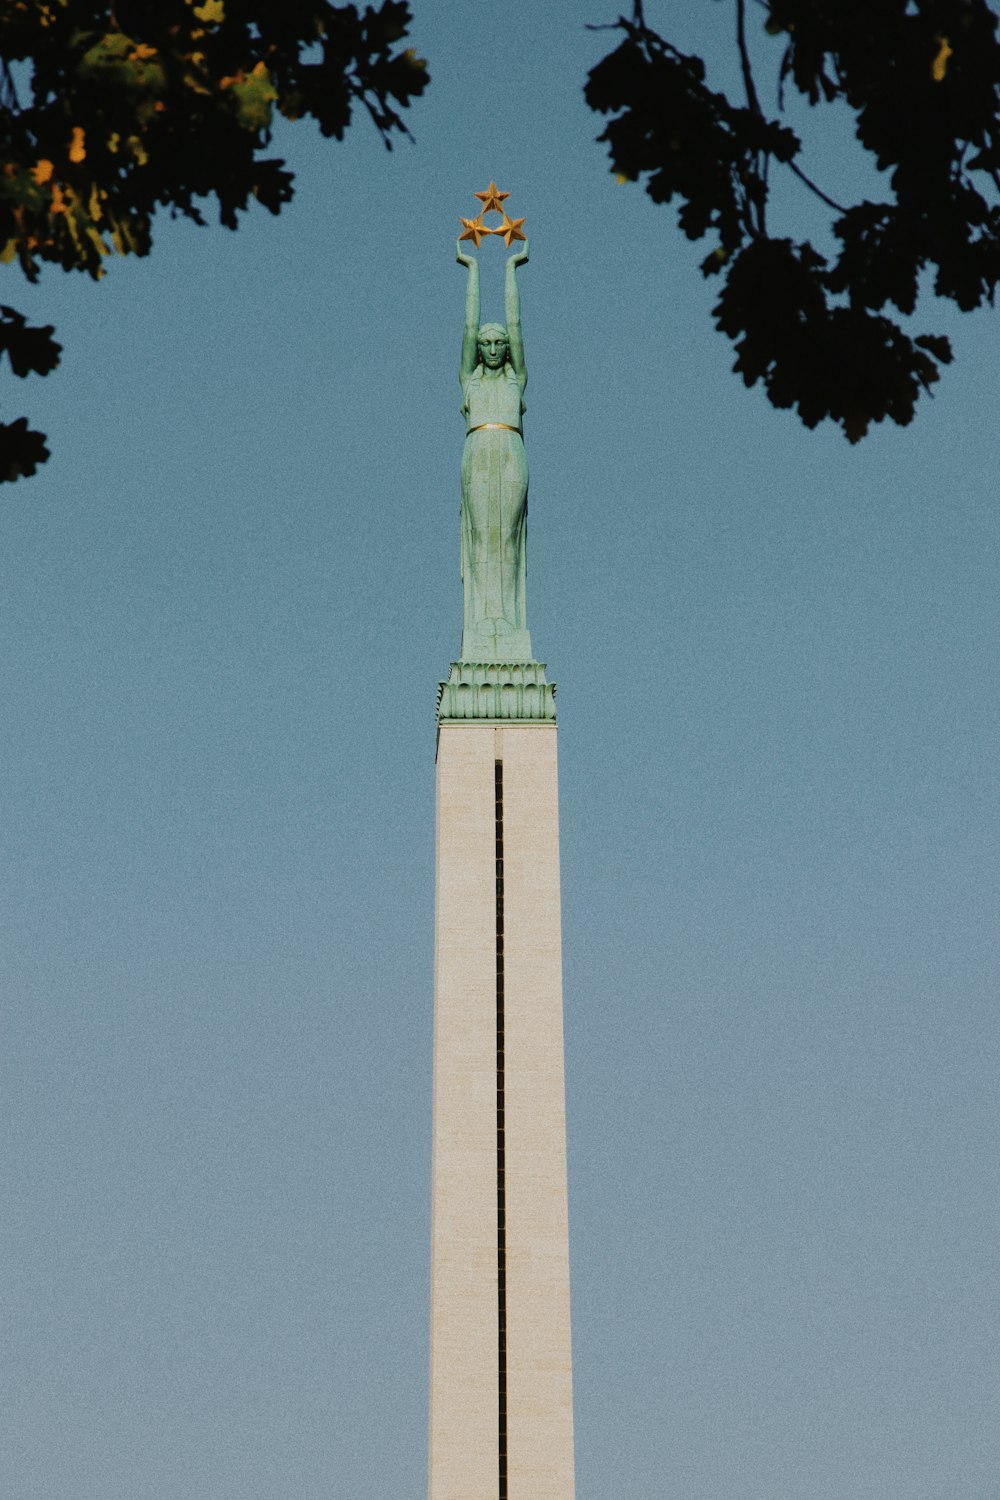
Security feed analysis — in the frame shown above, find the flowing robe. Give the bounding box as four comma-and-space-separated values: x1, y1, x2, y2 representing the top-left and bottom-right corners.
460, 364, 529, 662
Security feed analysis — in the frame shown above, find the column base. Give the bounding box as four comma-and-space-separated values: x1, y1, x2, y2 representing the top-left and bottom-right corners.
437, 661, 556, 723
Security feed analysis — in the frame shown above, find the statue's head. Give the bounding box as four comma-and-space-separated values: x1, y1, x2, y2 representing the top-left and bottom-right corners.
477, 323, 508, 370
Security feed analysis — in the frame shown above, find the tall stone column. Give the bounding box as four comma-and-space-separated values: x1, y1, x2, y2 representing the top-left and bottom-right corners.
429, 711, 574, 1500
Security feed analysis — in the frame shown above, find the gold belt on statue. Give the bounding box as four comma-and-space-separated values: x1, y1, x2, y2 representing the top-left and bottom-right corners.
466, 423, 522, 435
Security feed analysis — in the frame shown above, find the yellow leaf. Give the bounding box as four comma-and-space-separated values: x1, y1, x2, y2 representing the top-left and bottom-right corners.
69, 126, 86, 163
250, 59, 269, 79
130, 43, 158, 60
932, 35, 952, 82
193, 0, 225, 21
32, 159, 54, 184
184, 50, 213, 94
50, 183, 67, 215
615, 172, 632, 185
86, 224, 110, 257
0, 239, 17, 264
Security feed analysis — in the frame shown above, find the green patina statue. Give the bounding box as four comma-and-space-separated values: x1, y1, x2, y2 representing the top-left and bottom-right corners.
437, 190, 554, 722
456, 237, 532, 664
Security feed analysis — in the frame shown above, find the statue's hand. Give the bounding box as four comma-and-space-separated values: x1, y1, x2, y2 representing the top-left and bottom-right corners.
507, 238, 529, 269
456, 240, 477, 268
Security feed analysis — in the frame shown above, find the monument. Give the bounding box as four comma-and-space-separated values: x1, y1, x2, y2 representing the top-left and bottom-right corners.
429, 187, 575, 1500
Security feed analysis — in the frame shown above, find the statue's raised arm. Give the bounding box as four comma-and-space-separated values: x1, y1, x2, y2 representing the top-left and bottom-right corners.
504, 242, 529, 387
457, 240, 480, 384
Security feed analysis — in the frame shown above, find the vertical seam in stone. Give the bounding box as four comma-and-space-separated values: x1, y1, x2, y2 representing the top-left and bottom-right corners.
495, 756, 508, 1500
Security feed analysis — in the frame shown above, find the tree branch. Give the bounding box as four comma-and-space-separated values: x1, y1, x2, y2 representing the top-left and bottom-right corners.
736, 0, 767, 234
736, 0, 764, 121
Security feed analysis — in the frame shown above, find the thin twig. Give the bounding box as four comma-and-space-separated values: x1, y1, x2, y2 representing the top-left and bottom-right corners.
586, 2, 646, 32
788, 158, 848, 214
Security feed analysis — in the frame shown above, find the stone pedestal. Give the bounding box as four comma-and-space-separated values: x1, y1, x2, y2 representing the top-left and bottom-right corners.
429, 717, 574, 1500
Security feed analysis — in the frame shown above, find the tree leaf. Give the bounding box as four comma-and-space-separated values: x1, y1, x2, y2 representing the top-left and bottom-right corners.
0, 306, 62, 377
228, 61, 278, 132
0, 417, 50, 483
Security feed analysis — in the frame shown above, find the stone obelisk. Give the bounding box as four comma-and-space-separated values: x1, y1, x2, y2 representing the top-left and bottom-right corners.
429, 189, 575, 1500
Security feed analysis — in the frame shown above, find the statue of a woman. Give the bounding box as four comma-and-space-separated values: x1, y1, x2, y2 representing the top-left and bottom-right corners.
456, 238, 532, 663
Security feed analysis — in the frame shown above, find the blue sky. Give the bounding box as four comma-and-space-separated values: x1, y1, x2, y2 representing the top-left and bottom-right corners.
3, 5, 998, 1498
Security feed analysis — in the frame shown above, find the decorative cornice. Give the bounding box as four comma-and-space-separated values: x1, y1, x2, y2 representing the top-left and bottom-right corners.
437, 660, 556, 723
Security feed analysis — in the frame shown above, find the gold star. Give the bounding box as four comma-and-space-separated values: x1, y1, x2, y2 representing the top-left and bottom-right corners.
458, 213, 489, 247
493, 211, 526, 247
474, 180, 509, 214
